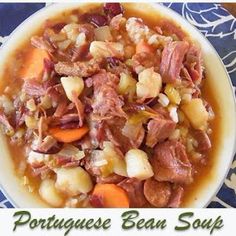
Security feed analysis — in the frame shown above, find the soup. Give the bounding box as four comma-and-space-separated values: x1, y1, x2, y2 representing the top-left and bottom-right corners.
0, 3, 218, 208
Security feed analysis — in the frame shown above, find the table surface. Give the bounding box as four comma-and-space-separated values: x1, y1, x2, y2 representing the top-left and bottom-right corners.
0, 2, 235, 208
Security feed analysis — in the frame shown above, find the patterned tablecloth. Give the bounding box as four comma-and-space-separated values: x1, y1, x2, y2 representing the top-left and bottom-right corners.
0, 2, 235, 208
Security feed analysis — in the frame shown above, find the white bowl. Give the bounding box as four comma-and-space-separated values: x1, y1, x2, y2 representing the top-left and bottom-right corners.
0, 2, 235, 208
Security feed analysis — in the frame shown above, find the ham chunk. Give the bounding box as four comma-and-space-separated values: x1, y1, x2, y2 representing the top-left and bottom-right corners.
192, 130, 211, 152
118, 178, 147, 207
146, 118, 176, 148
54, 58, 103, 77
105, 117, 139, 153
152, 140, 193, 184
91, 71, 126, 118
144, 178, 171, 207
160, 41, 189, 83
184, 45, 203, 84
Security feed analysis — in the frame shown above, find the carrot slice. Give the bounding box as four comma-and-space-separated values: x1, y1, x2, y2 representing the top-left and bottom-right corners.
136, 40, 154, 54
49, 126, 89, 143
19, 47, 50, 80
92, 184, 129, 208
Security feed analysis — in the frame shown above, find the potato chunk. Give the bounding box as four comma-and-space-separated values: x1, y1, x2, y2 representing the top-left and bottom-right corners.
103, 142, 127, 177
91, 142, 127, 177
56, 167, 93, 196
90, 41, 124, 58
181, 98, 209, 130
94, 26, 113, 41
61, 76, 84, 101
62, 23, 80, 42
125, 149, 154, 180
164, 84, 181, 105
118, 73, 137, 100
39, 179, 64, 207
136, 67, 162, 99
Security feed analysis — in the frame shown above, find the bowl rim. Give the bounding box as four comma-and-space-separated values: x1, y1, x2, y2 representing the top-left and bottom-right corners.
0, 2, 235, 208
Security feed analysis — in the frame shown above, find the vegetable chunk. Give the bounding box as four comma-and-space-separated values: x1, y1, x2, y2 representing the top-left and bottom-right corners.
39, 179, 64, 207
56, 167, 93, 196
181, 98, 209, 130
19, 47, 50, 80
49, 126, 89, 143
125, 149, 154, 180
91, 184, 129, 208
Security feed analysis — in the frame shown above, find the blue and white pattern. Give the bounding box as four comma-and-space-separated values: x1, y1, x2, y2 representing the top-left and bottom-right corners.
0, 3, 235, 208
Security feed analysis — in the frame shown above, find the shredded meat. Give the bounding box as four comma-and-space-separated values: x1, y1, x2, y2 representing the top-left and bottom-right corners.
106, 57, 130, 75
152, 140, 193, 184
88, 120, 106, 149
146, 118, 176, 148
31, 36, 55, 53
12, 97, 28, 128
33, 135, 62, 154
54, 58, 104, 77
84, 154, 101, 177
118, 178, 147, 207
53, 98, 68, 118
160, 41, 189, 83
144, 178, 171, 207
71, 43, 90, 62
59, 113, 79, 124
105, 117, 137, 153
23, 80, 46, 96
72, 92, 84, 127
0, 111, 14, 132
184, 45, 203, 84
91, 71, 126, 119
31, 165, 51, 178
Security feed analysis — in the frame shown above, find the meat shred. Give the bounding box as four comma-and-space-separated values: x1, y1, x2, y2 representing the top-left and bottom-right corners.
54, 58, 104, 77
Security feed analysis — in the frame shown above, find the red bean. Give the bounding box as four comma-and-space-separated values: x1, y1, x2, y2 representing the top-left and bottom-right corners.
91, 14, 108, 27
81, 13, 108, 27
103, 3, 124, 18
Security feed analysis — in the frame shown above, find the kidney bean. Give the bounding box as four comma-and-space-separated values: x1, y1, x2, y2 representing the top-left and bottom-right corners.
103, 3, 124, 18
81, 13, 108, 27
